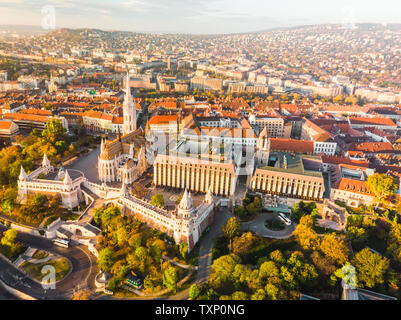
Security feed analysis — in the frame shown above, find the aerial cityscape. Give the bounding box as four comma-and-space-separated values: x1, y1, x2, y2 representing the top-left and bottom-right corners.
1, 0, 401, 305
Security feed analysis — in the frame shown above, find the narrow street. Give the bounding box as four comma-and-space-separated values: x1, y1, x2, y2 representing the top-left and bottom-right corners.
196, 207, 233, 285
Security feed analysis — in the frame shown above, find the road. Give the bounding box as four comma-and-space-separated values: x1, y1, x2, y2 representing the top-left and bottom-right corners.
0, 286, 18, 300
0, 225, 98, 300
241, 212, 296, 239
196, 207, 233, 285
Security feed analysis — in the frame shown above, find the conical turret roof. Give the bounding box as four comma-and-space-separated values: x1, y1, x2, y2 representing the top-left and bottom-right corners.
42, 153, 50, 167
179, 189, 193, 210
63, 170, 72, 185
19, 165, 28, 181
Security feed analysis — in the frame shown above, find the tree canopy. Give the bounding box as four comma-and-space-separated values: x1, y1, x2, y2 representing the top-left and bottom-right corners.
353, 248, 390, 289
367, 173, 398, 204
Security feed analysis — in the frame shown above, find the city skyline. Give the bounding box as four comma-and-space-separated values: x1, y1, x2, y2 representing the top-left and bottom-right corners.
0, 0, 400, 34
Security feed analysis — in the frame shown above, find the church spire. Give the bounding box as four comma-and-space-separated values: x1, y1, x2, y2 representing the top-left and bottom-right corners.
123, 66, 137, 135
100, 138, 105, 154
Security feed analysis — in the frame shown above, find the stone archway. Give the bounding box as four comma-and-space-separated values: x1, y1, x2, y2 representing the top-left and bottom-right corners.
75, 229, 83, 236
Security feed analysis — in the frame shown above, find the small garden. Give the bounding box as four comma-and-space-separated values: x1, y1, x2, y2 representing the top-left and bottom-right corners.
264, 217, 286, 231
21, 257, 71, 282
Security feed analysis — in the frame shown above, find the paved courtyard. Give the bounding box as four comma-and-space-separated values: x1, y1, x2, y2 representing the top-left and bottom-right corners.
65, 146, 101, 183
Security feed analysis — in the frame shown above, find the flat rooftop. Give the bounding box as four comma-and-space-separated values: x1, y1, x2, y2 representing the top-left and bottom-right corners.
162, 137, 241, 164
259, 152, 323, 178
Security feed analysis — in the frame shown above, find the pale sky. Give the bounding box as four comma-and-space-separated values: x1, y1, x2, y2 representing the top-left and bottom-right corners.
0, 0, 400, 34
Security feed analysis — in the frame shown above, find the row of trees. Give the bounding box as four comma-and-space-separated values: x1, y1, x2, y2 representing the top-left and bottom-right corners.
196, 248, 319, 300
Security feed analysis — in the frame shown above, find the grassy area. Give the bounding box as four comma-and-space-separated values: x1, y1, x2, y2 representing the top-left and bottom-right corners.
21, 257, 71, 282
32, 250, 49, 260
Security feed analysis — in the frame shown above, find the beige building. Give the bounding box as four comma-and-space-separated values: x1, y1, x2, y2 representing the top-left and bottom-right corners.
190, 77, 223, 92
252, 152, 325, 201
153, 154, 236, 197
249, 114, 288, 138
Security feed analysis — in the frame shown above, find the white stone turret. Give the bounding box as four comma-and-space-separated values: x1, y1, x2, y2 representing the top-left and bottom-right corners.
120, 177, 129, 198
42, 153, 51, 168
63, 170, 73, 189
205, 187, 214, 204
19, 166, 28, 181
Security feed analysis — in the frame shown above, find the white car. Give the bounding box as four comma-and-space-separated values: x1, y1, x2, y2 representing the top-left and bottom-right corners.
278, 213, 292, 226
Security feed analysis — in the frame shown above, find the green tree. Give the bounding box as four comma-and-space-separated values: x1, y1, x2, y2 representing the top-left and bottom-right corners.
347, 226, 368, 249
189, 284, 201, 300
320, 234, 350, 266
33, 194, 47, 207
151, 194, 164, 208
211, 254, 241, 283
116, 227, 130, 247
293, 215, 319, 250
163, 265, 179, 293
353, 248, 390, 289
107, 276, 121, 291
265, 283, 279, 300
232, 232, 255, 258
1, 199, 14, 214
128, 233, 142, 249
179, 242, 188, 260
231, 291, 248, 300
251, 289, 267, 300
222, 217, 241, 250
1, 229, 17, 247
259, 261, 280, 284
135, 246, 148, 262
98, 248, 114, 272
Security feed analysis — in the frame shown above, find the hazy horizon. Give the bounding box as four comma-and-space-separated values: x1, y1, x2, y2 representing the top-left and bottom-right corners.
0, 0, 400, 34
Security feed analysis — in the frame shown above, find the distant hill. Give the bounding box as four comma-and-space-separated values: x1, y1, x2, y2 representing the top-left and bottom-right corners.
0, 25, 48, 35
9, 22, 401, 41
